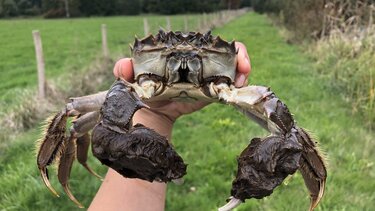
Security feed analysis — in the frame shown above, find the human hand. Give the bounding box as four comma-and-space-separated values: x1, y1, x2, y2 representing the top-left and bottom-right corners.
113, 42, 251, 123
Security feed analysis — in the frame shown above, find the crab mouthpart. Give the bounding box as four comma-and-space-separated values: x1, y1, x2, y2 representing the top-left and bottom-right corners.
167, 53, 201, 85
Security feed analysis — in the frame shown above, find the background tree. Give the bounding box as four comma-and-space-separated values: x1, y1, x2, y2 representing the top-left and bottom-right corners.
116, 0, 141, 15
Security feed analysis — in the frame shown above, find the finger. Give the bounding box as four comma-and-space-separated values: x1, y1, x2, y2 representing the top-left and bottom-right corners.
113, 58, 134, 82
235, 42, 251, 87
235, 42, 251, 75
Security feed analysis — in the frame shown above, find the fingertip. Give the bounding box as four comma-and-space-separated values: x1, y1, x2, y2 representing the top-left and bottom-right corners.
113, 58, 134, 82
235, 42, 251, 75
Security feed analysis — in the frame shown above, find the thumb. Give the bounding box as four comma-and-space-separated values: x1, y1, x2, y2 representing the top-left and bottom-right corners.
113, 58, 135, 82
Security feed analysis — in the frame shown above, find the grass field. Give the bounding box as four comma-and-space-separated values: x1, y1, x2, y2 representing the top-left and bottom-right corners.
1, 12, 375, 211
0, 14, 204, 106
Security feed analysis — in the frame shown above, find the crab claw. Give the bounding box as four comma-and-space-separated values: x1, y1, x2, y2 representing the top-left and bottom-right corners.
57, 136, 84, 208
92, 80, 187, 182
229, 136, 302, 202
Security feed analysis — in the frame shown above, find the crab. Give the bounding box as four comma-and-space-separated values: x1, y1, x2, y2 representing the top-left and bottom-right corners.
36, 30, 327, 211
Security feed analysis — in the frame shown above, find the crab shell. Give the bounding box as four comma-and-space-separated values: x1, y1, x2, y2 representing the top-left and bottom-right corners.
131, 31, 237, 102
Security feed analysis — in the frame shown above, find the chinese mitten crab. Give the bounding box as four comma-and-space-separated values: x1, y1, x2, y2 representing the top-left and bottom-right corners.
37, 30, 327, 210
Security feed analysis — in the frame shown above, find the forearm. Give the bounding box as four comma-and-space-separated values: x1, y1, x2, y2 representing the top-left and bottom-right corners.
89, 109, 174, 211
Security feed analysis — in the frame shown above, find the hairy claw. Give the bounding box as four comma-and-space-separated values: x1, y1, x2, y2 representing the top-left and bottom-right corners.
37, 110, 68, 197
297, 128, 327, 211
231, 136, 302, 201
92, 80, 186, 182
37, 111, 68, 168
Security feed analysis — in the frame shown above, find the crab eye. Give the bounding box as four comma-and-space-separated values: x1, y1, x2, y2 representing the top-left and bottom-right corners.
187, 57, 200, 72
201, 51, 237, 84
133, 50, 167, 81
167, 57, 182, 72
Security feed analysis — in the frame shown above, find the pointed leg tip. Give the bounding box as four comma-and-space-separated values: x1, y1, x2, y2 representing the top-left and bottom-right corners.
39, 168, 60, 197
309, 181, 325, 211
218, 197, 242, 211
172, 178, 184, 185
309, 199, 320, 211
63, 184, 84, 208
138, 101, 150, 109
83, 164, 103, 181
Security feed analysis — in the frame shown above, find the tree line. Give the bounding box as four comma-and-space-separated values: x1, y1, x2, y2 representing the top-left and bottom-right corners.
0, 0, 251, 18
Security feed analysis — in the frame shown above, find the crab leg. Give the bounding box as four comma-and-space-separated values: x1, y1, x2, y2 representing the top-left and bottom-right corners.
297, 127, 326, 211
37, 93, 105, 199
210, 83, 327, 211
71, 111, 100, 136
67, 91, 107, 115
68, 111, 103, 180
37, 110, 68, 197
57, 135, 84, 208
55, 111, 103, 208
76, 133, 103, 180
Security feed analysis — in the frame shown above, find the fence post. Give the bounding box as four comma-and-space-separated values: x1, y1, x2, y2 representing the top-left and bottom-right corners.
101, 24, 109, 58
184, 16, 188, 32
32, 30, 45, 99
203, 13, 207, 29
143, 18, 149, 36
166, 16, 171, 31
64, 0, 70, 18
197, 18, 202, 31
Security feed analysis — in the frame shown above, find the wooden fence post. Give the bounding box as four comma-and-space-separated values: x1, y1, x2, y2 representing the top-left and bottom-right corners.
184, 16, 188, 32
203, 13, 207, 29
64, 0, 70, 18
143, 18, 149, 36
166, 16, 171, 31
32, 30, 45, 99
101, 24, 109, 58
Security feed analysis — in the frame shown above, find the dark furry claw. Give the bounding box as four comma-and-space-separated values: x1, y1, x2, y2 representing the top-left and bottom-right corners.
91, 80, 187, 182
231, 135, 302, 200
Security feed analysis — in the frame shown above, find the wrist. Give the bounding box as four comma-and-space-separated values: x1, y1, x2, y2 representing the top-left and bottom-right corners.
133, 108, 174, 140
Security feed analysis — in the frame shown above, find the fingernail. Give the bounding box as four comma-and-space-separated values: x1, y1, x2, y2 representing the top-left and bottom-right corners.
235, 74, 246, 87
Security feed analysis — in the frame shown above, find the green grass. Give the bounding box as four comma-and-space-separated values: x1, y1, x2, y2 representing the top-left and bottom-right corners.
1, 12, 375, 211
0, 14, 204, 106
